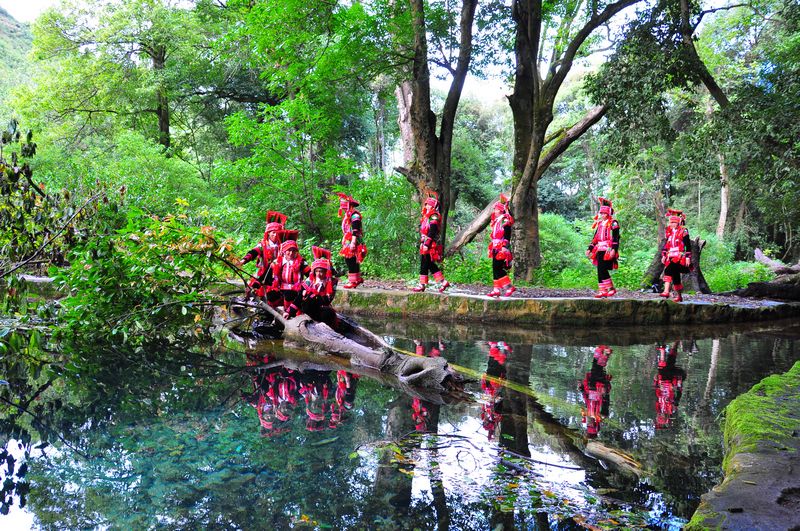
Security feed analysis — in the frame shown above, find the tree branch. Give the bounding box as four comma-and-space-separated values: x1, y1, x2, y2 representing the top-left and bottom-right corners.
445, 105, 606, 255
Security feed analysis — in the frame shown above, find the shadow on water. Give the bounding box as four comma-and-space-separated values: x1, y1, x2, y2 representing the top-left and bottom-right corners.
0, 317, 798, 529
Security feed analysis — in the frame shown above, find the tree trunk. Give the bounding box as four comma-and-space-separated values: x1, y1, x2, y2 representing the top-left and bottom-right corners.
394, 0, 477, 246
233, 302, 463, 393
151, 46, 171, 149
684, 237, 711, 293
395, 82, 415, 170
716, 152, 730, 239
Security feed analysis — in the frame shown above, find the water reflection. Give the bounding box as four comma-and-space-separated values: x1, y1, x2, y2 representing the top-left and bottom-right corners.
1, 320, 799, 529
579, 345, 613, 438
244, 354, 360, 435
480, 341, 509, 440
653, 343, 687, 430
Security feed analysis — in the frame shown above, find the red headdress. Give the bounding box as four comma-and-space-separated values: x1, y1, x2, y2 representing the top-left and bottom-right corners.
278, 229, 299, 244
280, 239, 299, 254
592, 197, 615, 229
598, 197, 614, 216
265, 211, 287, 234
593, 345, 612, 367
491, 193, 513, 222
423, 191, 440, 212
666, 209, 686, 225
335, 192, 359, 218
310, 246, 332, 274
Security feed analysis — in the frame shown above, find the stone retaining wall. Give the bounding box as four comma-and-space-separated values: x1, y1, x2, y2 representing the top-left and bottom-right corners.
335, 288, 800, 326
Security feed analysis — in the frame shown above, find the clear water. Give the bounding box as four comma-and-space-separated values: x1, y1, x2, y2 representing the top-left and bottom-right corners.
1, 319, 798, 530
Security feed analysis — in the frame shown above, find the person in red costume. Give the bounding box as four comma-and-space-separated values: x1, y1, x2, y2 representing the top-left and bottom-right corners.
579, 345, 613, 439
660, 209, 692, 302
411, 192, 451, 293
487, 194, 516, 297
586, 197, 620, 298
335, 192, 367, 289
654, 342, 687, 430
264, 236, 311, 318
299, 246, 338, 329
238, 211, 286, 298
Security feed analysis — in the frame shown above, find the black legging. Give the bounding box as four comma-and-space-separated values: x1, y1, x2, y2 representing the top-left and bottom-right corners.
266, 289, 300, 314
419, 254, 441, 276
664, 262, 687, 286
492, 257, 509, 280
596, 257, 614, 282
301, 299, 338, 329
345, 256, 360, 274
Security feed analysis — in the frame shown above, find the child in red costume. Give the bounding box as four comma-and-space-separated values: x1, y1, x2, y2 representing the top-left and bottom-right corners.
299, 246, 338, 329
239, 211, 286, 298
487, 194, 515, 297
660, 209, 692, 302
411, 192, 451, 293
586, 197, 620, 298
335, 192, 367, 289
264, 237, 311, 318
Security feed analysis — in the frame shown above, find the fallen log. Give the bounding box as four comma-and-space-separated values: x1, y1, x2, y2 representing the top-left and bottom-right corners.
229, 299, 463, 393
754, 248, 800, 275
728, 250, 800, 300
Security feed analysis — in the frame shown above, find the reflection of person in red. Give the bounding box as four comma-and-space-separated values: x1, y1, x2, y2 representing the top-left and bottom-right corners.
654, 343, 687, 430
660, 209, 692, 302
413, 339, 445, 358
480, 341, 510, 439
579, 345, 613, 438
330, 371, 359, 429
335, 192, 367, 289
299, 371, 333, 432
411, 397, 429, 431
246, 360, 359, 436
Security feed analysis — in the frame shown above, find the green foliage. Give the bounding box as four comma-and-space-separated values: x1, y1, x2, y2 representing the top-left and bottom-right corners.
533, 213, 594, 287
0, 120, 97, 277
55, 205, 237, 348
342, 174, 419, 279
32, 131, 218, 216
445, 242, 493, 285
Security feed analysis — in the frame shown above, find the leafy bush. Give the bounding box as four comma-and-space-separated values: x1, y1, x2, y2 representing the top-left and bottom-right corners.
32, 131, 216, 215
445, 242, 493, 285
55, 205, 237, 347
705, 262, 774, 292
534, 213, 594, 286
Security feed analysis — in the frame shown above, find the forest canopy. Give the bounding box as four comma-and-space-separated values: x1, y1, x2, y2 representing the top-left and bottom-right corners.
1, 0, 798, 292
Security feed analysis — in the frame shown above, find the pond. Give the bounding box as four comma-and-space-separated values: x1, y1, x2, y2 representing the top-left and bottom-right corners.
1, 318, 798, 530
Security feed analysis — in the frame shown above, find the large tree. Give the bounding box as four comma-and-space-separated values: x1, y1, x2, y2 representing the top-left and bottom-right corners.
444, 0, 641, 278
395, 0, 478, 242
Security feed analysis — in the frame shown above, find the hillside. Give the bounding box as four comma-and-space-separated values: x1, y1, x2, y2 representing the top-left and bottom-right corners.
0, 6, 33, 114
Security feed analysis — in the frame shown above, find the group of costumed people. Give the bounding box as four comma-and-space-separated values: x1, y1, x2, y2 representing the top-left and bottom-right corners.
237, 193, 367, 329
239, 192, 693, 313
587, 198, 693, 301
